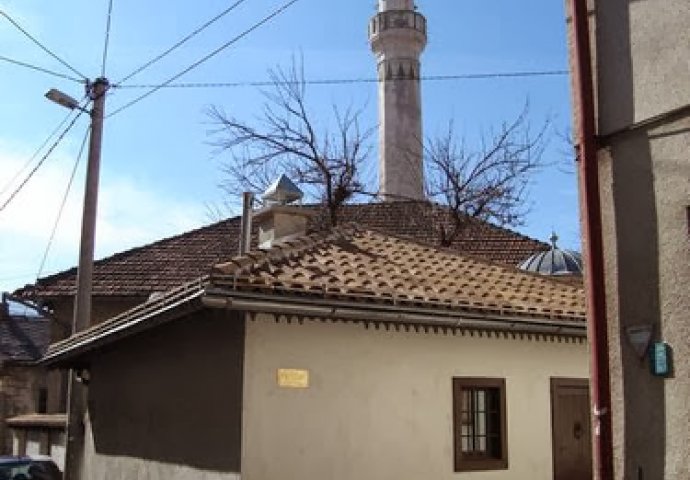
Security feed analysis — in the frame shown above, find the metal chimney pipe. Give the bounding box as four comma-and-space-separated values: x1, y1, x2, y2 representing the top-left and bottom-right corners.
239, 192, 254, 255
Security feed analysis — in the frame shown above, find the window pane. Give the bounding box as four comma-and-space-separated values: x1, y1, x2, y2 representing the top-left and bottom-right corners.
476, 409, 486, 435
477, 390, 486, 411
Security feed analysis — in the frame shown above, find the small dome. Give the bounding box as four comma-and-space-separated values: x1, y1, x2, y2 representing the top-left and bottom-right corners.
518, 233, 583, 276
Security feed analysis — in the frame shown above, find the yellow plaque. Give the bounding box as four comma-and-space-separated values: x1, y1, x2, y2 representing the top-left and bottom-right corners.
277, 368, 309, 388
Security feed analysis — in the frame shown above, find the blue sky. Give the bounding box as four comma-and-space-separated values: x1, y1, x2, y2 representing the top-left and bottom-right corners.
0, 0, 579, 293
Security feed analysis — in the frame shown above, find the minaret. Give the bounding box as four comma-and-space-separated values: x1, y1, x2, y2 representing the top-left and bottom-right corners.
369, 0, 427, 201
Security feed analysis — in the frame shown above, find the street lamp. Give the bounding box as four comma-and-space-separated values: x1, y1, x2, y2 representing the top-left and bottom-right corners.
45, 88, 83, 111
45, 78, 108, 334
45, 77, 109, 480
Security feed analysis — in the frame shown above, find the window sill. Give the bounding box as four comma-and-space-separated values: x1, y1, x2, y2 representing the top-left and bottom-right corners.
454, 458, 509, 472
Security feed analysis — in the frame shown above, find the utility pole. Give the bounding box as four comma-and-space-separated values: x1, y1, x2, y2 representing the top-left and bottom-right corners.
62, 77, 109, 480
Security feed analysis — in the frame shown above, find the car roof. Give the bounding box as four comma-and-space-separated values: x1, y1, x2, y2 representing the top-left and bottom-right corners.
0, 455, 55, 464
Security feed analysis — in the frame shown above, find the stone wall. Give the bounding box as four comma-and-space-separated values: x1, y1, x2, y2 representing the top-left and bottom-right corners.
0, 365, 45, 453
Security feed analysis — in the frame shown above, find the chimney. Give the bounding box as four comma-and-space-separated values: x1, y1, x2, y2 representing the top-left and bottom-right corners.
253, 175, 313, 249
239, 192, 254, 255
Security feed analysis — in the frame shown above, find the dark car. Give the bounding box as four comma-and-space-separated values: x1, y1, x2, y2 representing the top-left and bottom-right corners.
0, 456, 62, 480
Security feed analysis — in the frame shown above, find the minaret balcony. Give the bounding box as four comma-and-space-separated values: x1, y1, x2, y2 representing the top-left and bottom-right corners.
369, 10, 427, 39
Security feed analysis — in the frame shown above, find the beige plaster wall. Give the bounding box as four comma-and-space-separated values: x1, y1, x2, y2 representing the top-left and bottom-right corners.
591, 1, 689, 478
242, 314, 589, 480
596, 0, 689, 135
652, 116, 690, 479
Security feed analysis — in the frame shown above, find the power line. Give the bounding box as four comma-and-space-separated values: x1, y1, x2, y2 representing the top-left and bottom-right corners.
0, 104, 88, 213
0, 108, 79, 198
107, 0, 300, 119
0, 54, 83, 83
36, 125, 90, 281
112, 70, 570, 90
101, 0, 115, 77
115, 0, 249, 86
0, 10, 87, 80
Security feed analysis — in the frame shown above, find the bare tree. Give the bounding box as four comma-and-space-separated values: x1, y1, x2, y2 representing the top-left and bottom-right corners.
207, 60, 375, 227
424, 104, 548, 246
209, 60, 549, 242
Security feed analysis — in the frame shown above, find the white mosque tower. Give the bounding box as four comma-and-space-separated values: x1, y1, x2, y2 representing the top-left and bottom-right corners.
369, 0, 427, 201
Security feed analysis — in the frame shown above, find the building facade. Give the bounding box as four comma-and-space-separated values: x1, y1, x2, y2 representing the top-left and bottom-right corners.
568, 0, 690, 477
43, 211, 591, 480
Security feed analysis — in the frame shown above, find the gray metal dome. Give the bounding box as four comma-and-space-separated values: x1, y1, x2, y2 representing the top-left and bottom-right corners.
518, 233, 583, 276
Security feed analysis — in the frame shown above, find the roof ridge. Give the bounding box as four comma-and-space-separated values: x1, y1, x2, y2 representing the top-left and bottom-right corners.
213, 225, 359, 277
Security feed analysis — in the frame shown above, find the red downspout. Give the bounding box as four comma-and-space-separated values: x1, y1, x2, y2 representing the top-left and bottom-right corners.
570, 0, 614, 479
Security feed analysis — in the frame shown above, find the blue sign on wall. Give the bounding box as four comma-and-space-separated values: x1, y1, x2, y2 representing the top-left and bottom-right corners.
650, 342, 671, 377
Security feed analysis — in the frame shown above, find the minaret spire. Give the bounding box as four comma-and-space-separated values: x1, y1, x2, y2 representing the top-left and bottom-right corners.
369, 0, 427, 201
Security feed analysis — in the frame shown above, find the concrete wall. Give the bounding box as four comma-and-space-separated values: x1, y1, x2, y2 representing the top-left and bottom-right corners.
242, 314, 589, 480
591, 1, 690, 478
79, 308, 244, 480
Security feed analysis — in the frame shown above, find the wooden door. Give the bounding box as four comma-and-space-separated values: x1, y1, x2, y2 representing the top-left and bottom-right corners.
551, 378, 592, 480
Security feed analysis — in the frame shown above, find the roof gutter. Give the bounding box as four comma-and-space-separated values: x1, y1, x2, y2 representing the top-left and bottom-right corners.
41, 278, 586, 367
202, 290, 587, 337
570, 0, 614, 478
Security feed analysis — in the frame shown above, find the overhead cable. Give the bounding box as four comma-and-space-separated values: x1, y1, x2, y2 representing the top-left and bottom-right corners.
107, 0, 300, 119
0, 54, 83, 83
113, 70, 570, 90
101, 0, 115, 77
115, 0, 249, 86
0, 102, 88, 213
0, 10, 87, 80
0, 108, 80, 198
36, 125, 90, 281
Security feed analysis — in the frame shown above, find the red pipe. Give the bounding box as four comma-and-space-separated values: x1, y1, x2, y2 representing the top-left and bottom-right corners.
570, 0, 614, 479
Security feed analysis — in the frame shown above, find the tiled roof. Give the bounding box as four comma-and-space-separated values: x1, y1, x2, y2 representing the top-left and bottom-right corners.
0, 316, 51, 363
211, 228, 585, 322
19, 202, 548, 299
44, 227, 583, 367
